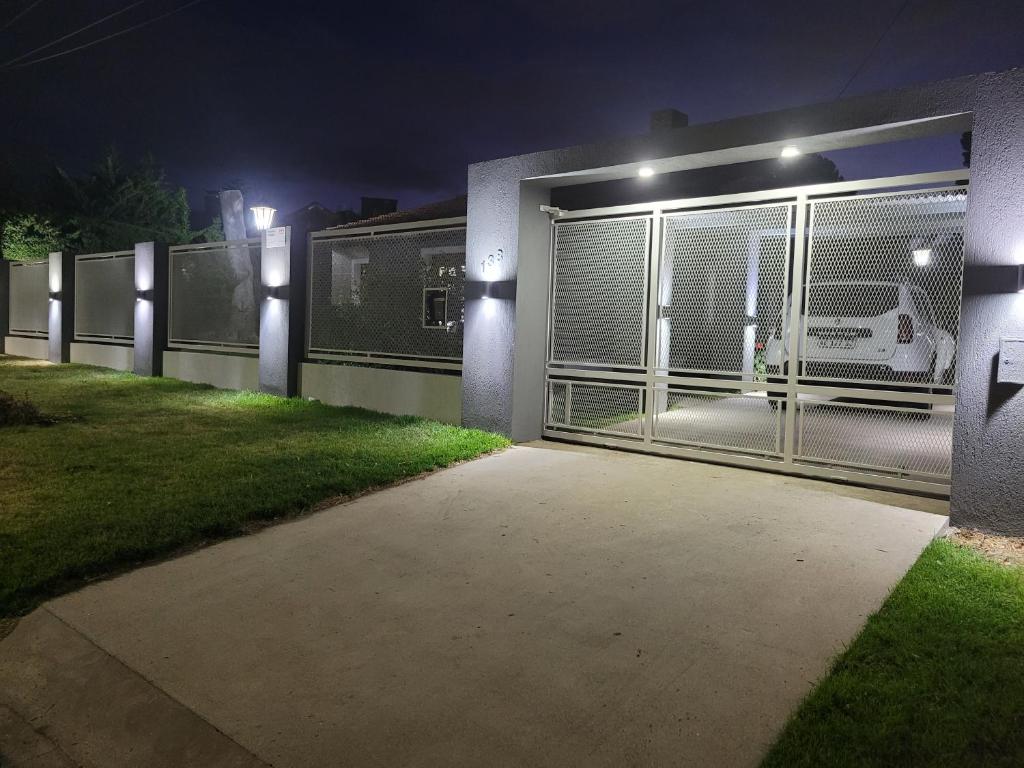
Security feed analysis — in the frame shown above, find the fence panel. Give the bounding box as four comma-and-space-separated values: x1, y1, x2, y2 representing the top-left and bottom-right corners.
308, 226, 465, 362
9, 260, 49, 337
75, 251, 135, 341
802, 188, 966, 387
169, 239, 261, 350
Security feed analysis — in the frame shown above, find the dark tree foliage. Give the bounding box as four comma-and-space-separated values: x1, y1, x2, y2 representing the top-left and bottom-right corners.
1, 149, 222, 260
961, 131, 972, 168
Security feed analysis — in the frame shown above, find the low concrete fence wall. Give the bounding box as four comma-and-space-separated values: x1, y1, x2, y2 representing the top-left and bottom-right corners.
300, 362, 462, 424
70, 342, 134, 372
163, 350, 259, 391
4, 336, 48, 360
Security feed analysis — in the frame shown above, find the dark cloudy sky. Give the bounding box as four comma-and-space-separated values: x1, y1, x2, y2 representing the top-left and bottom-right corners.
2, 0, 1022, 214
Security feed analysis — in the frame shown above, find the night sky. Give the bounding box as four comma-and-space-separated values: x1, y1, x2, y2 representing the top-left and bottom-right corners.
2, 0, 1023, 215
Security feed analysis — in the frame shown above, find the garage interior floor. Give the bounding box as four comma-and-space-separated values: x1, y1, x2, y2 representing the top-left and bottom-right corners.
0, 442, 948, 768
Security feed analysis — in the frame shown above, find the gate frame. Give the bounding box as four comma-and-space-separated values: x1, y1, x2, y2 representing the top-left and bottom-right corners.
542, 169, 968, 496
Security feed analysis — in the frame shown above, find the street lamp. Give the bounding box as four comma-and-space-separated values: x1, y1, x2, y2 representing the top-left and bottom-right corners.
250, 204, 276, 231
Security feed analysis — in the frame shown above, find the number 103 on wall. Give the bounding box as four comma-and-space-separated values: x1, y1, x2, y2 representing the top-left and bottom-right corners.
480, 248, 503, 274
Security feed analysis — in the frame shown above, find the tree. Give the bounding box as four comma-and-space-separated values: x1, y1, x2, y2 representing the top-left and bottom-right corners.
1, 150, 223, 260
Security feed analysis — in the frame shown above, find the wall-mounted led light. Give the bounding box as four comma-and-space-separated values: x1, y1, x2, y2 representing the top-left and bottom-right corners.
780, 145, 801, 158
637, 166, 655, 178
250, 204, 276, 232
48, 290, 61, 301
265, 284, 289, 301
1018, 264, 1024, 293
913, 248, 932, 267
136, 288, 154, 302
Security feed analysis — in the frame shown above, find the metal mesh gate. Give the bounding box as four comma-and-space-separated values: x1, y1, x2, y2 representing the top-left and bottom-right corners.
544, 173, 968, 495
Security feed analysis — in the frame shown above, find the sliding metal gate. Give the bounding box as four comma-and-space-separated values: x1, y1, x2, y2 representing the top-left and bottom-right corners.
543, 171, 968, 495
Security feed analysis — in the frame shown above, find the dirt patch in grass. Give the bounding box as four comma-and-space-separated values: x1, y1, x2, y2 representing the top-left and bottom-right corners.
0, 391, 53, 427
0, 617, 17, 641
951, 528, 1024, 567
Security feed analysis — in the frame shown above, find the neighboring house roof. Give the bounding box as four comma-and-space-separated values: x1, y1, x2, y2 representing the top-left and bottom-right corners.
338, 195, 467, 229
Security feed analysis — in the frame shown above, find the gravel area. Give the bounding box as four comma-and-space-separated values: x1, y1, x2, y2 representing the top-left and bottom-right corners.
951, 528, 1024, 567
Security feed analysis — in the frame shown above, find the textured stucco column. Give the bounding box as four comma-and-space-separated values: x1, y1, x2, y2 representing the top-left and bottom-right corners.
47, 250, 74, 364
258, 226, 305, 397
133, 241, 168, 377
949, 70, 1024, 535
0, 259, 9, 353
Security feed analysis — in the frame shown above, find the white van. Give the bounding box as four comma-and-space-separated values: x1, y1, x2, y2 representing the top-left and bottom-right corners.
765, 281, 955, 384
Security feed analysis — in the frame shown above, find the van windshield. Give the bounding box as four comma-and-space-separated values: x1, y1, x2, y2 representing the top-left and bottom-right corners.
807, 284, 899, 318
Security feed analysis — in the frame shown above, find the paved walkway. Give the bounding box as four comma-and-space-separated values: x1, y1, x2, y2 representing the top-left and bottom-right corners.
0, 442, 947, 768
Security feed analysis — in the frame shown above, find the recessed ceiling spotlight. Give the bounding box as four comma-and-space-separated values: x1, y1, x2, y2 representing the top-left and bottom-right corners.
780, 146, 801, 158
637, 166, 655, 177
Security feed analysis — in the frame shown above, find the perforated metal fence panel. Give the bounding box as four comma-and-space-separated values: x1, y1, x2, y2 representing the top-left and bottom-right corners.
75, 252, 135, 341
308, 227, 465, 362
169, 240, 261, 350
803, 189, 967, 387
654, 389, 783, 456
797, 401, 953, 479
544, 176, 968, 496
546, 380, 644, 438
550, 218, 649, 368
9, 260, 48, 336
660, 205, 791, 375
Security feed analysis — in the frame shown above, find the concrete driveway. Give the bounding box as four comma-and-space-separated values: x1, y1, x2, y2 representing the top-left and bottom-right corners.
0, 442, 947, 768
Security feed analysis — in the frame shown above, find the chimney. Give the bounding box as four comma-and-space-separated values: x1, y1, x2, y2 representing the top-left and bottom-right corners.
360, 197, 398, 219
650, 108, 689, 133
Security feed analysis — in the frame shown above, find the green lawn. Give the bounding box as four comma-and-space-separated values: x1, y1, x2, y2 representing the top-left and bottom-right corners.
0, 358, 508, 616
763, 538, 1024, 767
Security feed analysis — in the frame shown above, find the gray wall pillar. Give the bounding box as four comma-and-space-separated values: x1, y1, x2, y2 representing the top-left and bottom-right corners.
258, 225, 305, 397
950, 71, 1024, 535
0, 259, 9, 353
47, 250, 74, 364
133, 241, 169, 377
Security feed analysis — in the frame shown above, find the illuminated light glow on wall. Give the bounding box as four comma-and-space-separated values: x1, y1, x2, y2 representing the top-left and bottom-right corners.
779, 145, 801, 158
913, 248, 932, 267
637, 166, 655, 178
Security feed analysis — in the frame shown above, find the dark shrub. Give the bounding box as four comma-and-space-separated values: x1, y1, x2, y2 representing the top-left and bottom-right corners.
0, 391, 52, 427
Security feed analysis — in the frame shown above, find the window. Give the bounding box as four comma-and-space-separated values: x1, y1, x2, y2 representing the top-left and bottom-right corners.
351, 258, 369, 305
423, 288, 448, 328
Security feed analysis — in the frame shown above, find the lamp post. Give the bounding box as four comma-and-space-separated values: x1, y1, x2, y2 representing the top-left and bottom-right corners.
250, 204, 276, 232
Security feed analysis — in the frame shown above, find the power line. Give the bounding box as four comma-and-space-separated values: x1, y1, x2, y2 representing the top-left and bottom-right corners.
2, 0, 208, 71
0, 0, 45, 33
2, 0, 147, 68
5, 0, 211, 71
836, 0, 910, 99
